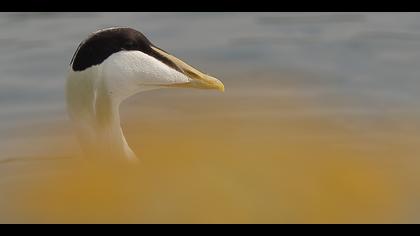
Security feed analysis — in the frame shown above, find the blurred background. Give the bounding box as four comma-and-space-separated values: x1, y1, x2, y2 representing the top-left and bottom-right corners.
1, 12, 420, 223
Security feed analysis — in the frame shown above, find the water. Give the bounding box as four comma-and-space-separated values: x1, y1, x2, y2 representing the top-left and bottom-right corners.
1, 12, 420, 223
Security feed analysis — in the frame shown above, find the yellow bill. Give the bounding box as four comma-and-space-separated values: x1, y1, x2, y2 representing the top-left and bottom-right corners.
151, 46, 225, 92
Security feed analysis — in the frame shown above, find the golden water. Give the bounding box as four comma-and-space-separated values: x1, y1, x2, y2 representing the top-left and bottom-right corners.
2, 73, 420, 223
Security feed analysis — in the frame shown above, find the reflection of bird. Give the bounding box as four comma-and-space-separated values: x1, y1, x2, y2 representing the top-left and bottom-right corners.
66, 27, 224, 162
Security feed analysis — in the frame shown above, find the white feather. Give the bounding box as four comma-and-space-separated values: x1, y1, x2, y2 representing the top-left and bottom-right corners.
102, 50, 191, 103
66, 50, 189, 161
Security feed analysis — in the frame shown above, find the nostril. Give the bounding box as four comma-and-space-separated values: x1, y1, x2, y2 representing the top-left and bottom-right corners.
185, 69, 198, 78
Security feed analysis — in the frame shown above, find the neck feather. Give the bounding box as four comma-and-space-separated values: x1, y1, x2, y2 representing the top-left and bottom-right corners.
66, 68, 137, 162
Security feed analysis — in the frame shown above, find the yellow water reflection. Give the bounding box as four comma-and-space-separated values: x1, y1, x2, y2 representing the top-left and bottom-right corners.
4, 80, 420, 223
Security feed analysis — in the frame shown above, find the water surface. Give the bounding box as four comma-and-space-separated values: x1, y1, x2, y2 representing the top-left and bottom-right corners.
1, 12, 420, 223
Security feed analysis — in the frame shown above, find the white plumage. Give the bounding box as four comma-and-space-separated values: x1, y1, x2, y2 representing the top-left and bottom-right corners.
66, 28, 224, 162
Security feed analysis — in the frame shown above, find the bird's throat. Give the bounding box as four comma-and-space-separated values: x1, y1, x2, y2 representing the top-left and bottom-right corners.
94, 86, 137, 161
66, 70, 137, 162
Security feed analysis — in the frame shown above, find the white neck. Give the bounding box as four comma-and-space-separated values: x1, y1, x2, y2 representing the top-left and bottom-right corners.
66, 50, 192, 162
66, 66, 137, 162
